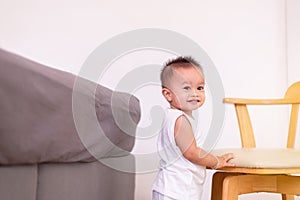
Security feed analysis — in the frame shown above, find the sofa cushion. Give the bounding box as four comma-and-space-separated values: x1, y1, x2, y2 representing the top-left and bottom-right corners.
0, 49, 141, 165
0, 165, 37, 200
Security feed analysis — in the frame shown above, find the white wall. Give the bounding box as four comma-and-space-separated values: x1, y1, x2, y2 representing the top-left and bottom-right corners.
287, 0, 300, 153
287, 0, 300, 85
1, 0, 298, 199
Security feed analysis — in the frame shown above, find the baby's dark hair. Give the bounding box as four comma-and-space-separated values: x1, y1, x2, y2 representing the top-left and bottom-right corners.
160, 56, 203, 88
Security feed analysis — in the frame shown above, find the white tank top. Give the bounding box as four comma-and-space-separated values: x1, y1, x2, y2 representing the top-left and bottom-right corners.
152, 108, 206, 199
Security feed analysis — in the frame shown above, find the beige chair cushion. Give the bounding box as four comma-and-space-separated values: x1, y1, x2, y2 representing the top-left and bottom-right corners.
211, 148, 300, 168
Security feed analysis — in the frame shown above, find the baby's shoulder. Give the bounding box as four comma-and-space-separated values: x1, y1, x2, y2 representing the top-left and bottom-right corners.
164, 109, 184, 121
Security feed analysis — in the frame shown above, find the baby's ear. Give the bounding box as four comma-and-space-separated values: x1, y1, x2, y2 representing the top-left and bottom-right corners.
162, 88, 172, 102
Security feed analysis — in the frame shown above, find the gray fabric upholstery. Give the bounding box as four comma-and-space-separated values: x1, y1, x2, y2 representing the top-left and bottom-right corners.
37, 160, 135, 200
0, 48, 140, 164
0, 49, 138, 200
0, 161, 135, 200
0, 165, 37, 200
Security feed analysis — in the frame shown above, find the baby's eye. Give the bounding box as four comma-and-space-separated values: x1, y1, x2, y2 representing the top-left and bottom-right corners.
183, 86, 190, 90
197, 86, 204, 91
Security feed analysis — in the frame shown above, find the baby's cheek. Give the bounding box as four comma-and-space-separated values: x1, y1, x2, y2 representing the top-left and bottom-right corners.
201, 94, 206, 101
200, 96, 206, 105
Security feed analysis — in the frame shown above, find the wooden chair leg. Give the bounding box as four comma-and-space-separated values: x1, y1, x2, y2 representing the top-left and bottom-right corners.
282, 194, 294, 200
211, 172, 242, 200
222, 174, 278, 200
222, 176, 239, 200
221, 174, 300, 200
277, 175, 300, 198
211, 172, 227, 200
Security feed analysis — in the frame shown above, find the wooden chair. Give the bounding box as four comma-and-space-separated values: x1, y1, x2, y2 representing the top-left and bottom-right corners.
211, 81, 300, 200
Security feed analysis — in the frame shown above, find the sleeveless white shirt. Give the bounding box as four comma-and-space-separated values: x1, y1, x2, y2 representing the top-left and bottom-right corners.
152, 108, 206, 200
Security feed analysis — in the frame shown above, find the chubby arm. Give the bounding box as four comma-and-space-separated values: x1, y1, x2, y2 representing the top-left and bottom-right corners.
174, 115, 234, 169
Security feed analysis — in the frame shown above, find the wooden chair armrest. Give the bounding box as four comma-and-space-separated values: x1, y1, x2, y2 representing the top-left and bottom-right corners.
224, 98, 300, 105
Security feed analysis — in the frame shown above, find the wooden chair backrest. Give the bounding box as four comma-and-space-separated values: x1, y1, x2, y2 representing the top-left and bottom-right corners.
225, 82, 300, 148
285, 82, 300, 148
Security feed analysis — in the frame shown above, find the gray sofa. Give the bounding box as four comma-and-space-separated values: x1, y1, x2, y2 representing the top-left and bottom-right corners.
0, 49, 140, 200
0, 161, 135, 200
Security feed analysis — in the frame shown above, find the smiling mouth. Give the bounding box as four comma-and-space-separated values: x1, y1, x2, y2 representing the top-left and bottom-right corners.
187, 99, 200, 104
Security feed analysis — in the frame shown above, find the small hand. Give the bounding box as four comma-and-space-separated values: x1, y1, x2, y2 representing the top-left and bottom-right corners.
215, 153, 235, 169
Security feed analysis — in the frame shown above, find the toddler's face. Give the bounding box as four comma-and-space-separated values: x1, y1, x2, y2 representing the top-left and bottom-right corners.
163, 66, 205, 116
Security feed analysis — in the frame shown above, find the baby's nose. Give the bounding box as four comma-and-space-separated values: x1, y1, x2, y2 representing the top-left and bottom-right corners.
191, 89, 199, 96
